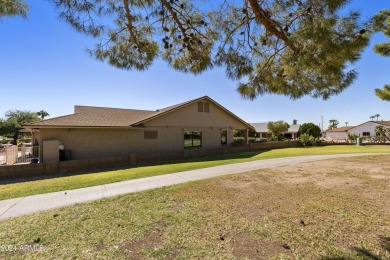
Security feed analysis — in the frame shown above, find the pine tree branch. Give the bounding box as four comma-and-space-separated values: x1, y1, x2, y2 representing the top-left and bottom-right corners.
248, 0, 297, 53
123, 0, 138, 44
160, 0, 187, 39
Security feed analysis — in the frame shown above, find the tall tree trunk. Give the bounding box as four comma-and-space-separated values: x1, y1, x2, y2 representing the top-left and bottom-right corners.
13, 131, 18, 145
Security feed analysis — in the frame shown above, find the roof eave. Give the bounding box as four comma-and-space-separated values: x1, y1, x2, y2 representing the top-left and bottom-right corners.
23, 125, 144, 130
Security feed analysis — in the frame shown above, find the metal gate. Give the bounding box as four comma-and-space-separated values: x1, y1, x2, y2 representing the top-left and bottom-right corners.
0, 145, 40, 165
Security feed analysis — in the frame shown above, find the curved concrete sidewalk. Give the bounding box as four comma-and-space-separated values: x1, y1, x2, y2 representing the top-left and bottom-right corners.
0, 153, 385, 221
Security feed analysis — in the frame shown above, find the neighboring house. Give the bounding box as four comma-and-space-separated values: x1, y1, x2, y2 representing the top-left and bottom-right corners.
24, 96, 253, 162
348, 121, 390, 138
325, 121, 390, 141
283, 124, 301, 139
251, 123, 269, 138
325, 126, 355, 141
251, 122, 301, 139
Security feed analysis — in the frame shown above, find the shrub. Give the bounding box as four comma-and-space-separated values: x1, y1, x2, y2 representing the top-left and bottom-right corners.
299, 123, 321, 138
347, 133, 359, 143
267, 121, 289, 141
233, 137, 245, 143
256, 138, 268, 143
299, 133, 315, 147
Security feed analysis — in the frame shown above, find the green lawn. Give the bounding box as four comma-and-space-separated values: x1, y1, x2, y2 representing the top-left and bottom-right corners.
0, 145, 389, 200
0, 155, 389, 259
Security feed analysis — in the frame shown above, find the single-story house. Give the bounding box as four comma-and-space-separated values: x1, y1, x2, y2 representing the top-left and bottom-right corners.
24, 96, 253, 162
251, 122, 300, 139
324, 126, 355, 141
325, 121, 390, 141
348, 121, 390, 138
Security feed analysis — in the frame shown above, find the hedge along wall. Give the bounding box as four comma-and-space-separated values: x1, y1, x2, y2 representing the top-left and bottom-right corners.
0, 141, 300, 180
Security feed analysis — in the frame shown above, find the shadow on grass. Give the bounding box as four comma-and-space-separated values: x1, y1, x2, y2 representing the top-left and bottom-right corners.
0, 149, 270, 185
321, 248, 382, 260
354, 246, 385, 260
321, 236, 390, 260
380, 236, 390, 253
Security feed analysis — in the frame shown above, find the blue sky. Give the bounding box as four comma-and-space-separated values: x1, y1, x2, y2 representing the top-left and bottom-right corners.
0, 0, 389, 129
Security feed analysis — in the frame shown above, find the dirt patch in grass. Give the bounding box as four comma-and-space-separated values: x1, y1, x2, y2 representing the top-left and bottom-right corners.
0, 155, 389, 259
261, 155, 390, 203
231, 232, 291, 259
119, 222, 165, 259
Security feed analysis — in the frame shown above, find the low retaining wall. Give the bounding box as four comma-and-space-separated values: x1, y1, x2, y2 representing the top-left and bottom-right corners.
0, 141, 300, 180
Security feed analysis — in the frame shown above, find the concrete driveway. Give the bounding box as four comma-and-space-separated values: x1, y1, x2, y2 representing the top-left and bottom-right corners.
0, 153, 384, 221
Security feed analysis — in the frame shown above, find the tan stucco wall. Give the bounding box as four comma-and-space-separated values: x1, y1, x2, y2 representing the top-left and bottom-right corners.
34, 98, 249, 160
144, 99, 248, 129
42, 140, 60, 162
325, 132, 348, 141
36, 127, 235, 160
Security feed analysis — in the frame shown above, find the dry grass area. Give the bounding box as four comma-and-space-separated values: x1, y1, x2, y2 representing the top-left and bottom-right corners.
0, 155, 389, 259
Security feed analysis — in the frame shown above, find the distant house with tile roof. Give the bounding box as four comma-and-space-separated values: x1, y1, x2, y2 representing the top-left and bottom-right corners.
24, 96, 253, 162
251, 122, 301, 139
325, 121, 390, 141
325, 126, 355, 141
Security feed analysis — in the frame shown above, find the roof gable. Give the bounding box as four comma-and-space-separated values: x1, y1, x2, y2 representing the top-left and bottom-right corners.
24, 96, 252, 129
134, 96, 252, 129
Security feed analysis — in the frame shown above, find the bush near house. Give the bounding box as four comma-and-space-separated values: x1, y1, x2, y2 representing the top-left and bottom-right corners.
267, 121, 290, 141
299, 133, 315, 147
347, 133, 359, 143
299, 123, 321, 138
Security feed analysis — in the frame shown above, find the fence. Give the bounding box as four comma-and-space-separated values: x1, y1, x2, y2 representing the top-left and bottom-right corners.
0, 147, 5, 165
0, 141, 300, 179
0, 145, 40, 166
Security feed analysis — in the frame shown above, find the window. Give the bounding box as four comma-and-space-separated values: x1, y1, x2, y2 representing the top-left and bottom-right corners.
362, 132, 370, 137
204, 102, 209, 113
197, 102, 210, 113
144, 130, 158, 139
198, 102, 203, 112
221, 130, 227, 145
184, 131, 202, 148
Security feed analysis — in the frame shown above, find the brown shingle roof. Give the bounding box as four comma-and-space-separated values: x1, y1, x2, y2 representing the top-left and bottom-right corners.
326, 126, 355, 132
376, 121, 390, 127
25, 106, 156, 127
24, 96, 253, 129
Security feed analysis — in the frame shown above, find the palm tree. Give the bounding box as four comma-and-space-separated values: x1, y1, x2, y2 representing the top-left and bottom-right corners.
37, 110, 49, 120
328, 119, 339, 130
293, 119, 298, 125
370, 115, 375, 121
375, 114, 380, 121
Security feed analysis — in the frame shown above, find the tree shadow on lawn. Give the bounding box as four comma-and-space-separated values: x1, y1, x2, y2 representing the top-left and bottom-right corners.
321, 236, 390, 260
0, 149, 270, 185
353, 247, 382, 260
380, 236, 390, 253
